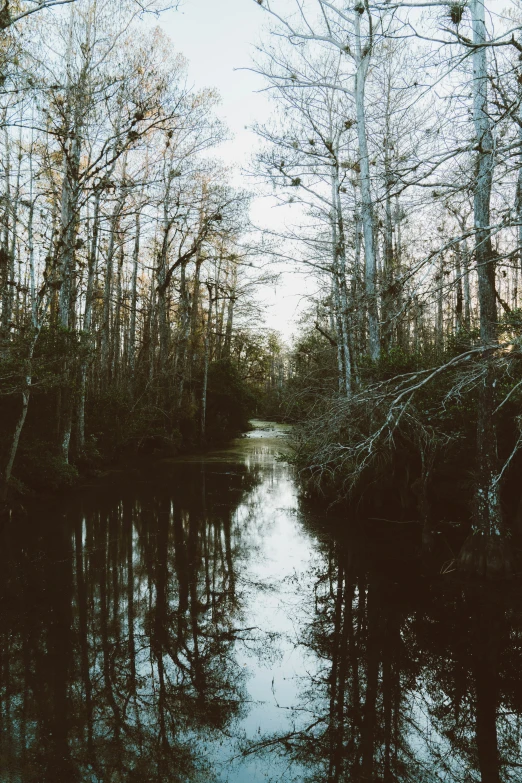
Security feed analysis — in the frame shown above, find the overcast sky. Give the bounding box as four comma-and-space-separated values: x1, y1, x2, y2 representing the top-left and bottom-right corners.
162, 0, 269, 170
158, 0, 312, 340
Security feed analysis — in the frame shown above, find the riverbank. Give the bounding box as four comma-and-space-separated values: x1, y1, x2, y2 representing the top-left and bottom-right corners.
1, 420, 292, 517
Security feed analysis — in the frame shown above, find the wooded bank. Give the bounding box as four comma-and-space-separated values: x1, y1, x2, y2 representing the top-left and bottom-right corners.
252, 0, 522, 576
0, 1, 284, 500
3, 0, 522, 577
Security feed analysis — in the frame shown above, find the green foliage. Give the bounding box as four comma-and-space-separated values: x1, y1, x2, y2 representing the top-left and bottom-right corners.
0, 331, 265, 498
87, 387, 182, 459
445, 327, 480, 353
279, 327, 338, 420
284, 320, 522, 523
500, 308, 522, 338
205, 359, 256, 440
359, 346, 427, 382
17, 440, 78, 493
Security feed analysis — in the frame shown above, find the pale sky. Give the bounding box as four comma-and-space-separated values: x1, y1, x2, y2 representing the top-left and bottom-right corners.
161, 0, 270, 171
158, 0, 312, 341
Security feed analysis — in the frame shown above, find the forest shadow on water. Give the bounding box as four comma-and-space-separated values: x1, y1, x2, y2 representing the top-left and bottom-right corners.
1, 422, 522, 783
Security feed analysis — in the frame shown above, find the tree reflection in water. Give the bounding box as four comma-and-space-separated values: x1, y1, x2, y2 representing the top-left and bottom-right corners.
243, 523, 522, 783
3, 433, 522, 783
0, 461, 260, 783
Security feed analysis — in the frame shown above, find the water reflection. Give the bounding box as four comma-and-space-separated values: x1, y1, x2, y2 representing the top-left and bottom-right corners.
246, 528, 522, 783
1, 423, 522, 783
0, 458, 261, 782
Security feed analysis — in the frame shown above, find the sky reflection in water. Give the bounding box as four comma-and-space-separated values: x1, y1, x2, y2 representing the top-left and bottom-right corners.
1, 421, 522, 783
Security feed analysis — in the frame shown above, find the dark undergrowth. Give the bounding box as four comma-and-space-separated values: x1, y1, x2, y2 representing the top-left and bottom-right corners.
271, 319, 522, 553
0, 357, 256, 503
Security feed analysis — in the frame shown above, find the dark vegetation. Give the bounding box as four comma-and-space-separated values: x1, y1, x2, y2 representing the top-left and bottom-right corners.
0, 329, 275, 498
269, 311, 522, 578
0, 2, 286, 503
251, 0, 522, 577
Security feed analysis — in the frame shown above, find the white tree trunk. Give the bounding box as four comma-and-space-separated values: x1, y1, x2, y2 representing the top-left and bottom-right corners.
354, 9, 380, 361
129, 211, 140, 387
331, 164, 352, 395
460, 0, 506, 574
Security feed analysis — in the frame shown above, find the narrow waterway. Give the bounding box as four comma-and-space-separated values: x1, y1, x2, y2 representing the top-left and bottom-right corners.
1, 421, 522, 782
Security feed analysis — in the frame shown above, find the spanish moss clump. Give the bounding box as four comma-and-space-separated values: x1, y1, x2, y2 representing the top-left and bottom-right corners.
448, 2, 466, 25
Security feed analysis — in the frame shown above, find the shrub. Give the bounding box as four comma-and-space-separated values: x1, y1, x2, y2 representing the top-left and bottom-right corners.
205, 359, 256, 440
17, 440, 79, 493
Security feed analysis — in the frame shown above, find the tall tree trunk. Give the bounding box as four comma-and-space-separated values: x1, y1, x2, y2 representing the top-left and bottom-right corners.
216, 260, 227, 360
354, 8, 380, 361
101, 163, 127, 385
2, 387, 30, 502
156, 212, 171, 387
461, 230, 472, 331
77, 191, 100, 454
436, 257, 444, 351
517, 88, 522, 309
177, 259, 193, 408
57, 10, 92, 462
1, 126, 11, 335
331, 182, 348, 396
460, 0, 509, 577
381, 126, 395, 352
112, 240, 125, 382
455, 245, 464, 332
200, 284, 213, 442
5, 127, 22, 331
223, 263, 237, 360
332, 162, 353, 395
128, 211, 140, 392
2, 330, 42, 500
58, 144, 80, 331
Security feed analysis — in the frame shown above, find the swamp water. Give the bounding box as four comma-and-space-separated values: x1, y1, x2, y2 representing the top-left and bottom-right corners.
1, 420, 522, 782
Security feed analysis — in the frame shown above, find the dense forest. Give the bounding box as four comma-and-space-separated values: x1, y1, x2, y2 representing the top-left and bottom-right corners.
0, 0, 285, 501
3, 3, 522, 781
251, 0, 522, 576
2, 0, 522, 577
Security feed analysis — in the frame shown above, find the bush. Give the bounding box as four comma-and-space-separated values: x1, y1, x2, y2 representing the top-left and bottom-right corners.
87, 388, 182, 459
205, 359, 256, 440
17, 440, 79, 493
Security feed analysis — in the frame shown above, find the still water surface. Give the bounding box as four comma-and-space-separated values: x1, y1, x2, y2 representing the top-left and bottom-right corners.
1, 421, 522, 782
